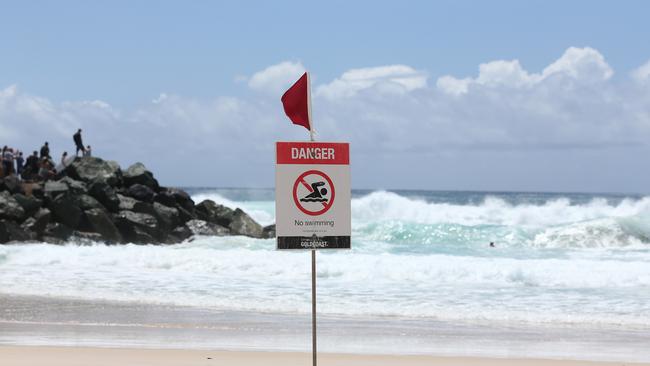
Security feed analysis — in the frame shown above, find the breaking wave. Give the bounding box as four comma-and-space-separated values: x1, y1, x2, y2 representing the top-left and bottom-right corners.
1, 189, 649, 327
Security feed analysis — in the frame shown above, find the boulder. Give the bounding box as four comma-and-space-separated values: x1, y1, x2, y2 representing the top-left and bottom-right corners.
65, 157, 121, 186
88, 180, 120, 212
1, 220, 34, 243
229, 208, 263, 238
1, 176, 22, 194
49, 193, 83, 229
177, 206, 196, 224
126, 184, 155, 203
84, 208, 122, 243
42, 222, 73, 241
132, 201, 181, 233
117, 193, 138, 211
75, 194, 104, 211
123, 163, 159, 190
12, 193, 42, 217
154, 188, 194, 211
114, 211, 160, 243
0, 191, 25, 221
59, 177, 87, 195
195, 200, 235, 227
263, 224, 276, 239
170, 225, 193, 242
43, 181, 69, 197
186, 219, 230, 236
21, 208, 50, 234
153, 202, 180, 229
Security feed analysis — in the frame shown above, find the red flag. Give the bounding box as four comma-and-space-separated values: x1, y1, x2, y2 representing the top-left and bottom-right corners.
281, 72, 311, 131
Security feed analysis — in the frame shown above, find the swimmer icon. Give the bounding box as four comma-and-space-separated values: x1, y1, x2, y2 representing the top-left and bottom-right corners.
293, 170, 335, 216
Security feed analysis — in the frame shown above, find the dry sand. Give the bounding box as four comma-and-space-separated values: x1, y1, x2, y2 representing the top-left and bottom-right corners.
0, 346, 647, 366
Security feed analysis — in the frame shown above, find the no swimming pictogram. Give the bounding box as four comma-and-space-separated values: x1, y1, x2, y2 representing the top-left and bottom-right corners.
293, 170, 335, 216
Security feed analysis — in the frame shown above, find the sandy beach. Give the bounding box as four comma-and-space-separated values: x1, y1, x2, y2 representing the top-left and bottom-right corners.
2, 346, 648, 366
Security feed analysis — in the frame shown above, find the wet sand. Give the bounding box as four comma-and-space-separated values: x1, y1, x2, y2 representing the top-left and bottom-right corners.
1, 346, 647, 366
1, 294, 649, 363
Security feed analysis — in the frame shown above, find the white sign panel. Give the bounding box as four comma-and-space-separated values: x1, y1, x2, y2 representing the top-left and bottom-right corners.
275, 142, 351, 249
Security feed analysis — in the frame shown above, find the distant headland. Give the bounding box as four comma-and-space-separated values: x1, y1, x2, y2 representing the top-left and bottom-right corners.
0, 157, 275, 244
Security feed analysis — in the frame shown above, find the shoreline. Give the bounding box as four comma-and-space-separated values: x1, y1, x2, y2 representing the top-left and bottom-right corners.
1, 345, 647, 366
0, 294, 649, 363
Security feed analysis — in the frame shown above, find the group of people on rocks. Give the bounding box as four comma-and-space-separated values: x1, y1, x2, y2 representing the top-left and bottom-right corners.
1, 129, 92, 181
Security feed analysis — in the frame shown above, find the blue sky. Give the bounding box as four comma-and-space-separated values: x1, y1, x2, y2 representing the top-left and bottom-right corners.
2, 1, 648, 104
2, 1, 650, 192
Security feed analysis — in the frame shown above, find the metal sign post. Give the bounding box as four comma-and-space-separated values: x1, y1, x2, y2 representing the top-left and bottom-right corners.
275, 141, 351, 366
311, 249, 317, 366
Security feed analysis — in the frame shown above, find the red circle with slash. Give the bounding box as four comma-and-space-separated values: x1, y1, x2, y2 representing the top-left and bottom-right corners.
292, 170, 336, 216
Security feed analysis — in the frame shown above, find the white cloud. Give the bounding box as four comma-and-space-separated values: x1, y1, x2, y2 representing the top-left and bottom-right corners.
541, 46, 613, 81
632, 60, 650, 82
316, 65, 427, 99
247, 61, 306, 94
437, 47, 613, 95
2, 48, 650, 192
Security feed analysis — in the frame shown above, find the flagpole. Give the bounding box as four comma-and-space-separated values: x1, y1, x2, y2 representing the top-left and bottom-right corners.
307, 72, 315, 142
306, 71, 317, 366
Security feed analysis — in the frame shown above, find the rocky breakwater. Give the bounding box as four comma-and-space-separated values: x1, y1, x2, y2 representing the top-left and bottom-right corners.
0, 157, 275, 244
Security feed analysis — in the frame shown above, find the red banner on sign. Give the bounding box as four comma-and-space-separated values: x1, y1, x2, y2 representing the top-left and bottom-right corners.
276, 142, 350, 165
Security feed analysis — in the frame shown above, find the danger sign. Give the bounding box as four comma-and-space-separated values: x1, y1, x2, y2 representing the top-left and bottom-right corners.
276, 142, 351, 250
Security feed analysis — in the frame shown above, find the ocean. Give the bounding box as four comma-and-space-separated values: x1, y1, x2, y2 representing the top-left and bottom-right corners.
1, 189, 649, 360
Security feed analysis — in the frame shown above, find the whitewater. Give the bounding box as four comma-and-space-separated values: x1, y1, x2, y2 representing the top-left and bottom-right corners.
1, 189, 650, 331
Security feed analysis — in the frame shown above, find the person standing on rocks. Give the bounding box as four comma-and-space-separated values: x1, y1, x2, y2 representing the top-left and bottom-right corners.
84, 145, 92, 157
1, 146, 8, 177
24, 151, 39, 180
15, 151, 24, 179
61, 151, 70, 168
40, 142, 50, 159
2, 146, 14, 177
73, 129, 86, 156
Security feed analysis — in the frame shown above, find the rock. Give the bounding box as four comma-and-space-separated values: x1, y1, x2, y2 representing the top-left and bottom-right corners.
18, 218, 40, 240
153, 202, 180, 229
13, 194, 43, 217
1, 220, 34, 243
170, 225, 193, 242
114, 211, 160, 243
75, 194, 104, 211
263, 224, 276, 239
41, 236, 66, 245
59, 177, 87, 195
84, 208, 122, 243
49, 194, 83, 229
88, 180, 120, 212
133, 202, 180, 230
126, 184, 155, 202
1, 176, 22, 194
153, 191, 176, 207
177, 206, 195, 224
186, 219, 230, 236
123, 163, 159, 190
44, 181, 69, 197
154, 188, 194, 211
21, 208, 50, 234
0, 191, 25, 221
229, 208, 263, 238
43, 222, 73, 241
70, 231, 105, 243
117, 193, 138, 211
195, 200, 235, 227
65, 157, 121, 186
